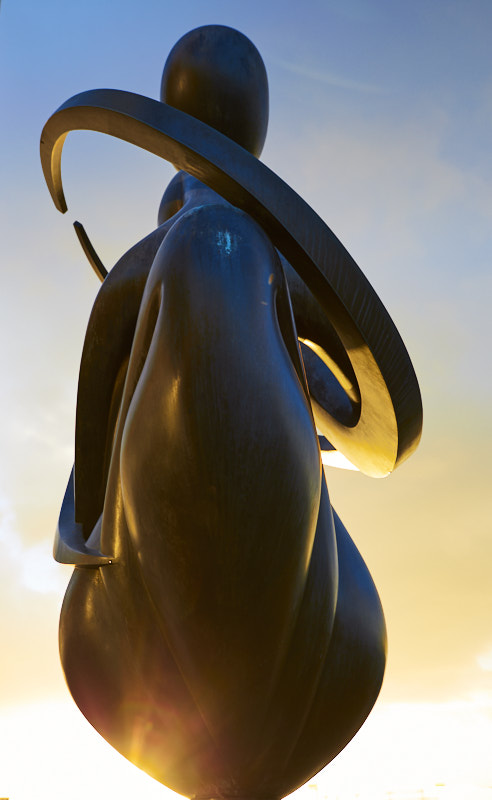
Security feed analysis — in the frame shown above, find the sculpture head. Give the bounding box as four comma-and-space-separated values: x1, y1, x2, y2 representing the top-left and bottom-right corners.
160, 25, 269, 157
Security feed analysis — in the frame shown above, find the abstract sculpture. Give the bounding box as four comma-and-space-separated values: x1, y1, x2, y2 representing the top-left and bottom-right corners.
42, 25, 422, 799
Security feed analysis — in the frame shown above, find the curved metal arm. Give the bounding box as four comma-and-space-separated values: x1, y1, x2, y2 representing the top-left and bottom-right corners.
40, 88, 422, 476
54, 467, 113, 565
73, 221, 108, 281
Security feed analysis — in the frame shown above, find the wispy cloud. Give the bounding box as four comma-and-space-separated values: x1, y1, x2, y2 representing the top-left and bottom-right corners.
0, 493, 65, 595
315, 696, 492, 799
477, 648, 492, 672
273, 57, 387, 95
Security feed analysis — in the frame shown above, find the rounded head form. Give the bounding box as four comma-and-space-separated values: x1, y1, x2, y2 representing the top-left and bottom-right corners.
161, 25, 269, 157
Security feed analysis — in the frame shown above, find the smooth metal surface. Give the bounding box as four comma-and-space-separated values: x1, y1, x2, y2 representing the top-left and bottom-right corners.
45, 24, 421, 800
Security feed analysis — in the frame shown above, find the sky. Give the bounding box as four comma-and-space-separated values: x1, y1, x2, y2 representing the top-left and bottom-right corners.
0, 0, 491, 798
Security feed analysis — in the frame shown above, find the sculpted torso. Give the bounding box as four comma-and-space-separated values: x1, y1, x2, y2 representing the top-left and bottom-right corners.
58, 171, 386, 797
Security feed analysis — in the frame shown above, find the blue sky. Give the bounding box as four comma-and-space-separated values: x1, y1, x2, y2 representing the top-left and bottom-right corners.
0, 1, 491, 798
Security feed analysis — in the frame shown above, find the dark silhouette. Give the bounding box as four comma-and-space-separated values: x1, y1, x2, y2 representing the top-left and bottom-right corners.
42, 25, 421, 800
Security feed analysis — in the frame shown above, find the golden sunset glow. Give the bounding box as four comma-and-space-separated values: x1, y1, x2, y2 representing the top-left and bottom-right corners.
321, 452, 359, 471
1, 2, 491, 799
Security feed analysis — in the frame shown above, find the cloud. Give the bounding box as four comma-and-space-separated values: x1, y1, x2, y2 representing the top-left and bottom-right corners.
273, 57, 387, 95
265, 103, 492, 409
0, 492, 66, 595
0, 493, 70, 706
477, 648, 492, 672
312, 695, 492, 799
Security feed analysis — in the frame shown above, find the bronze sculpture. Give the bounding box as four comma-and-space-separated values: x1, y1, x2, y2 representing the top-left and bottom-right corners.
42, 25, 422, 799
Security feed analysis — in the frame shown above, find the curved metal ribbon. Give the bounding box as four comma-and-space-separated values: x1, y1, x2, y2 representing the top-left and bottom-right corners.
40, 88, 422, 476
